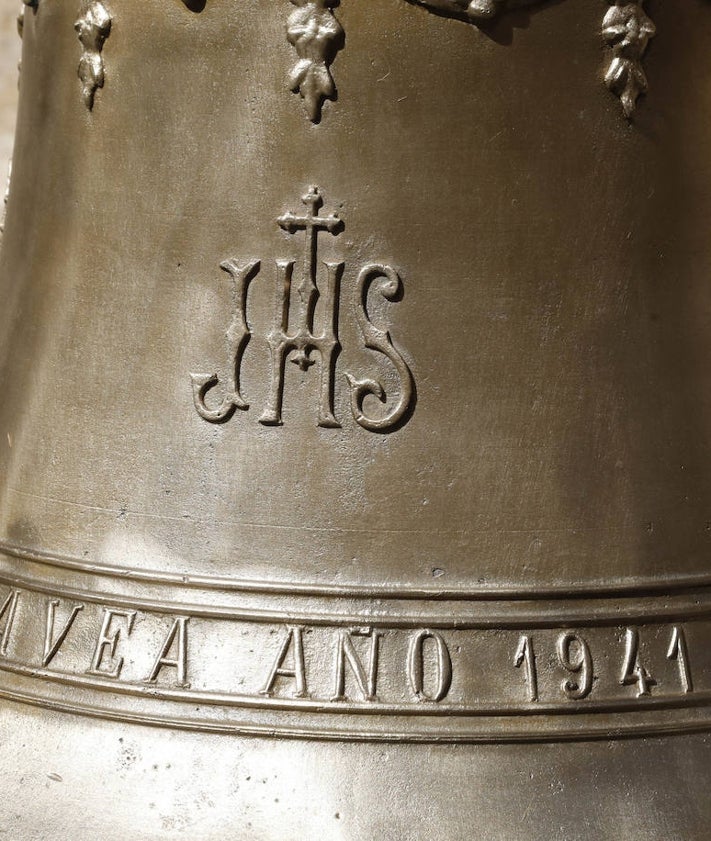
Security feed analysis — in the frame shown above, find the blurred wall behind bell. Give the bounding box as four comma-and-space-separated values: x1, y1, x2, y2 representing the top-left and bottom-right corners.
0, 1, 21, 184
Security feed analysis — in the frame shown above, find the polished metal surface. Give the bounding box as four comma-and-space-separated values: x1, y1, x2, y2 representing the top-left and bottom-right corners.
1, 0, 711, 837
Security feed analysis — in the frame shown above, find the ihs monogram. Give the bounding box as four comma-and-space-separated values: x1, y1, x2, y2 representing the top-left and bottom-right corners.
191, 187, 416, 433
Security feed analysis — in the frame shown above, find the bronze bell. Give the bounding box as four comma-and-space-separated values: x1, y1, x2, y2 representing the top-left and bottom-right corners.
1, 0, 711, 837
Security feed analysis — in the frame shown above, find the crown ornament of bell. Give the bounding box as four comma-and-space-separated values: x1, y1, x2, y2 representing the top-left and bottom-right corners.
1, 1, 711, 838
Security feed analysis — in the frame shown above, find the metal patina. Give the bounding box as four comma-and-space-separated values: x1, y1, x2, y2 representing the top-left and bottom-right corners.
1, 0, 711, 838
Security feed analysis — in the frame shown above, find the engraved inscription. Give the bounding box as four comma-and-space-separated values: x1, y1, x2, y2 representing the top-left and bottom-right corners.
332, 627, 382, 702
42, 600, 83, 667
75, 0, 112, 111
5, 587, 710, 711
556, 632, 593, 700
0, 590, 18, 656
192, 187, 416, 432
667, 625, 693, 694
620, 627, 656, 697
260, 625, 308, 698
145, 616, 190, 687
287, 0, 344, 123
513, 634, 537, 703
87, 608, 136, 679
408, 630, 452, 702
5, 583, 711, 741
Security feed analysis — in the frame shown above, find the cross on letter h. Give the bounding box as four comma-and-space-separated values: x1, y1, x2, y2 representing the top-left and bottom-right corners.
260, 186, 344, 428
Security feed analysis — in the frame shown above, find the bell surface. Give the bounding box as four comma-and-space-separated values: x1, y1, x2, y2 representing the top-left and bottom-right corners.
1, 0, 711, 838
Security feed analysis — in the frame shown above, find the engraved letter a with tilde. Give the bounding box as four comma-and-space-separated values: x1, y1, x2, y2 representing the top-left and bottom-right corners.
191, 186, 415, 432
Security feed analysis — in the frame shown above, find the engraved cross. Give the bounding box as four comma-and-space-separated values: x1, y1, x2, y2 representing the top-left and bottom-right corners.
277, 187, 342, 371
260, 186, 344, 427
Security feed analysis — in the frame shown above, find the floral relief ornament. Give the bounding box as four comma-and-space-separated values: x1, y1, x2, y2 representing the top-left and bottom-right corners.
283, 0, 657, 122
287, 0, 345, 123
75, 0, 112, 111
408, 0, 657, 118
602, 0, 656, 117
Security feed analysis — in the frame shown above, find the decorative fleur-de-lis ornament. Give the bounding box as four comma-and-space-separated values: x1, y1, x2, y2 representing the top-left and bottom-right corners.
75, 0, 112, 110
602, 0, 656, 117
286, 0, 345, 123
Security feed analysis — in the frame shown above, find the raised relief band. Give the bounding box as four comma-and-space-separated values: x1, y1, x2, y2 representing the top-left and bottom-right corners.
51, 1, 661, 124
282, 0, 659, 120
2, 545, 711, 742
15, 0, 664, 121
